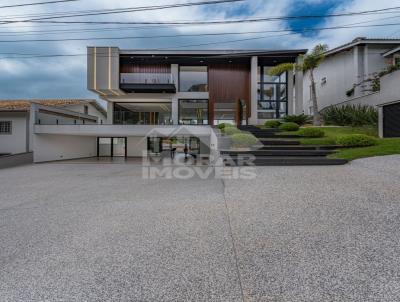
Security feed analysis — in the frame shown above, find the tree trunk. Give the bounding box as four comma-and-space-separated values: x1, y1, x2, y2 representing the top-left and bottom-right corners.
310, 70, 321, 126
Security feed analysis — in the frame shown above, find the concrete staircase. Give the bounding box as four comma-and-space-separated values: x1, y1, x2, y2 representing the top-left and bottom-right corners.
221, 125, 348, 166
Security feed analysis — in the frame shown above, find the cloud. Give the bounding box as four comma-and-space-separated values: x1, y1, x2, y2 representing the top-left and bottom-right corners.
0, 0, 398, 100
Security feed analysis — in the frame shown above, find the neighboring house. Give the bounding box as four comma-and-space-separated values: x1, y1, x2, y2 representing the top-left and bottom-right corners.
30, 48, 307, 162
303, 37, 400, 113
0, 100, 106, 155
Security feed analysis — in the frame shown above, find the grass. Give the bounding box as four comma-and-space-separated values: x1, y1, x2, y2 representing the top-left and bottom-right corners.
281, 126, 400, 161
330, 138, 400, 160
294, 126, 378, 145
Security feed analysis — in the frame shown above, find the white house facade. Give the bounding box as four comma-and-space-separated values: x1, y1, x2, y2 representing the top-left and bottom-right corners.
0, 100, 106, 156
302, 38, 400, 113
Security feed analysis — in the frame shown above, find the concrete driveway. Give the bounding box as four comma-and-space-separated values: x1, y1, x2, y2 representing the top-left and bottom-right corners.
1, 156, 400, 301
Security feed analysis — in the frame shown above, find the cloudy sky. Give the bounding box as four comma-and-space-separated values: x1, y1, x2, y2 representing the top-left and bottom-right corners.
0, 0, 399, 103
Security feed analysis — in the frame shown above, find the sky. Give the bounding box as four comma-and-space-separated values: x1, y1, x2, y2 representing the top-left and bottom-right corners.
0, 0, 400, 104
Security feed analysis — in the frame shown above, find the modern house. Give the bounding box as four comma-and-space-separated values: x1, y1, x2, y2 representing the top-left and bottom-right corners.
302, 38, 400, 114
19, 48, 307, 163
0, 99, 106, 156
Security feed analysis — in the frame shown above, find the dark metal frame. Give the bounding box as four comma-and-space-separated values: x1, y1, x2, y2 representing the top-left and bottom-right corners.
113, 102, 173, 125
257, 67, 288, 119
97, 137, 128, 158
177, 99, 209, 125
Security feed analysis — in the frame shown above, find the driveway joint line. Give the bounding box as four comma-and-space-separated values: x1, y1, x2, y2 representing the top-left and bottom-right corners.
220, 178, 245, 302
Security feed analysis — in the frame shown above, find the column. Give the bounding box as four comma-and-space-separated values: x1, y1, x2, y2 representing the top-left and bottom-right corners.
287, 69, 294, 115
249, 56, 258, 125
295, 56, 304, 114
106, 101, 113, 124
172, 98, 179, 125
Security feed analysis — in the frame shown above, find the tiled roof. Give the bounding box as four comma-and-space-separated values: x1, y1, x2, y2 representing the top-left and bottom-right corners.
0, 99, 107, 116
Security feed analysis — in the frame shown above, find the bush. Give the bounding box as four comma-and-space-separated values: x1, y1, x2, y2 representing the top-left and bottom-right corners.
297, 127, 325, 138
321, 104, 378, 126
217, 123, 234, 130
264, 120, 281, 128
283, 114, 311, 126
230, 133, 259, 148
336, 134, 377, 147
223, 127, 242, 135
279, 122, 300, 131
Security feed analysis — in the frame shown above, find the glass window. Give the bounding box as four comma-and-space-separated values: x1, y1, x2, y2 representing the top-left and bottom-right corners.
114, 102, 172, 125
179, 66, 208, 92
179, 99, 208, 125
257, 66, 288, 119
0, 121, 11, 134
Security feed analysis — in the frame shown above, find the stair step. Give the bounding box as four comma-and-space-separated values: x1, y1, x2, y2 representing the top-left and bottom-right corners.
224, 156, 348, 166
259, 145, 339, 150
260, 140, 300, 145
222, 150, 335, 157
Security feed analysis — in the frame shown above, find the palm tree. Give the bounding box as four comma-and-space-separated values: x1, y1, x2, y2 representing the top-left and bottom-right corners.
268, 44, 328, 126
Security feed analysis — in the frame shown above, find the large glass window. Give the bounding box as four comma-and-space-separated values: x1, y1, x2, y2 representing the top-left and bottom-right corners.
179, 66, 208, 92
179, 99, 208, 125
257, 66, 288, 119
114, 102, 172, 125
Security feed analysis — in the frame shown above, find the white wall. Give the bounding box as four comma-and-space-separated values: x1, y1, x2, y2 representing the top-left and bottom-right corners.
33, 134, 97, 162
64, 103, 107, 124
303, 44, 397, 113
334, 69, 400, 108
127, 136, 147, 157
303, 49, 355, 113
0, 112, 28, 154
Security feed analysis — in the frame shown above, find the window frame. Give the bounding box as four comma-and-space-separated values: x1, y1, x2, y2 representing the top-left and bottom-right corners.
178, 99, 209, 125
257, 66, 288, 119
178, 65, 209, 92
0, 121, 12, 135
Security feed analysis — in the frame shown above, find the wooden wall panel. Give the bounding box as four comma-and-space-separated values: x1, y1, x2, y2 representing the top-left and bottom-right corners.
120, 64, 171, 74
208, 64, 250, 124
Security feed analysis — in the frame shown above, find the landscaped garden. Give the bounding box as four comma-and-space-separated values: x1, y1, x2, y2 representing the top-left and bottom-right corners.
261, 105, 400, 161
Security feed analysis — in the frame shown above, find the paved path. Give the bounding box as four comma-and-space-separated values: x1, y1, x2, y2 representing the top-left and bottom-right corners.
0, 156, 400, 301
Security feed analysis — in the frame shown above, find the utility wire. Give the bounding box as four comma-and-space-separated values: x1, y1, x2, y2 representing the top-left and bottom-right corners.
0, 0, 78, 9
1, 13, 400, 37
1, 22, 400, 43
0, 0, 244, 24
3, 6, 400, 26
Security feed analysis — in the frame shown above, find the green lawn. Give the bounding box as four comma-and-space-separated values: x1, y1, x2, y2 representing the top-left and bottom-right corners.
329, 138, 400, 160
295, 126, 378, 145
281, 126, 400, 161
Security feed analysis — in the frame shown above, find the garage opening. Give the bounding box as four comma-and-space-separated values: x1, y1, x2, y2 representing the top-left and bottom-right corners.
383, 102, 400, 137
97, 137, 127, 157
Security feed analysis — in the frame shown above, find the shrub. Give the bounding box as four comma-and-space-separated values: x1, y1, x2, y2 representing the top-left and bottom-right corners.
279, 122, 300, 131
217, 123, 234, 130
297, 127, 325, 138
283, 114, 311, 126
223, 127, 242, 135
321, 104, 378, 126
230, 133, 259, 148
336, 134, 377, 147
264, 120, 281, 128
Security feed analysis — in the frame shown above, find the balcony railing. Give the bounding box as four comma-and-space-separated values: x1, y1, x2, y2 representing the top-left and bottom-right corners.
120, 73, 176, 93
120, 73, 174, 85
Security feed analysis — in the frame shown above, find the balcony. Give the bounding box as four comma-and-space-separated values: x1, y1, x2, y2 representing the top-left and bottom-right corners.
120, 73, 176, 93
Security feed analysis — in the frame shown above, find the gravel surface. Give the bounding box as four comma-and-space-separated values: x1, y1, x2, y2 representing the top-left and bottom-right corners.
0, 155, 400, 301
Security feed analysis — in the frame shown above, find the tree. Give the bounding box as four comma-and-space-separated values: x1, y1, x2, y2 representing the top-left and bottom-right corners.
268, 44, 328, 126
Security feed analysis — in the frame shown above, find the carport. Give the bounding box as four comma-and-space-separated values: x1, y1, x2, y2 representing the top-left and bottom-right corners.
378, 100, 400, 138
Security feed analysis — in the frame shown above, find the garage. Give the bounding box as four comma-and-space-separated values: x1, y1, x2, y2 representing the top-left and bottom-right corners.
379, 101, 400, 138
